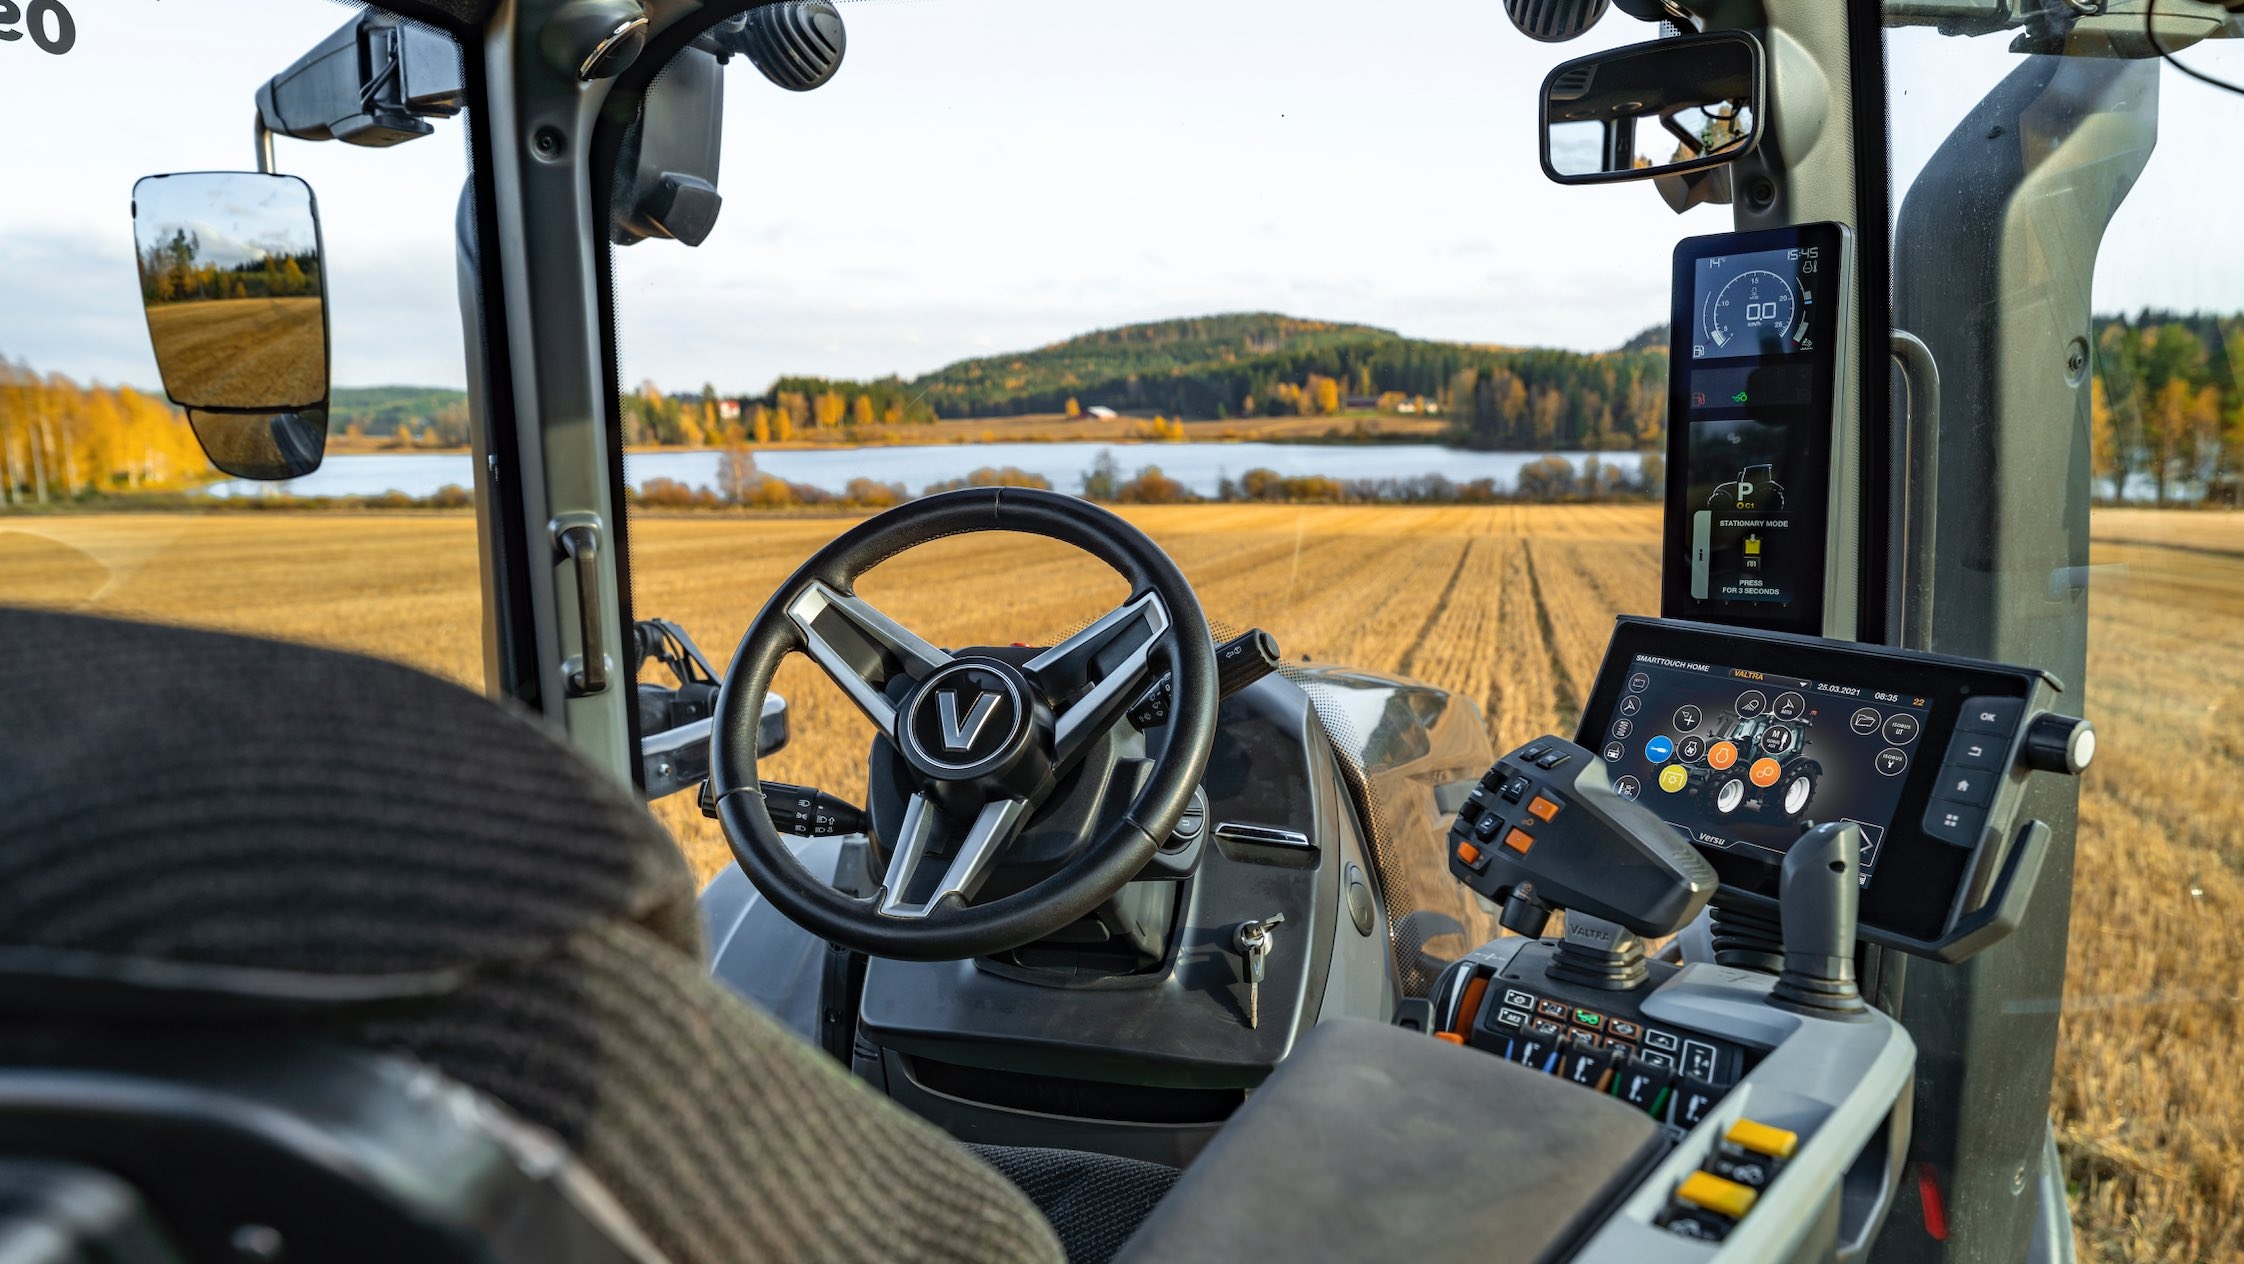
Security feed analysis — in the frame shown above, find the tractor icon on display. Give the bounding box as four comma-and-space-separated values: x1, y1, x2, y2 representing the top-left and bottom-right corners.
1679, 709, 1823, 823
1709, 463, 1787, 511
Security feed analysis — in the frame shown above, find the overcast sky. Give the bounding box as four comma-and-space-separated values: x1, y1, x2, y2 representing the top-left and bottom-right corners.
1, 1, 2237, 395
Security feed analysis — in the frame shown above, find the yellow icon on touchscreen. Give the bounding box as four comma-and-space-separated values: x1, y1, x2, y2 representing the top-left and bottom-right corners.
1658, 765, 1690, 794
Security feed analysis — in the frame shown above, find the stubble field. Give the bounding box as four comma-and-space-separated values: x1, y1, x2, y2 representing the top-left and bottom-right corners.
0, 503, 2235, 1262
143, 297, 325, 408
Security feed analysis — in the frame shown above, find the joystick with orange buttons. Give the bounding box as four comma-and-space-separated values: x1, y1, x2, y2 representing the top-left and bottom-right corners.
1447, 735, 1719, 948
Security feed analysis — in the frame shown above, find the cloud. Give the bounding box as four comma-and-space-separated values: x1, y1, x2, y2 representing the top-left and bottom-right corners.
0, 231, 161, 388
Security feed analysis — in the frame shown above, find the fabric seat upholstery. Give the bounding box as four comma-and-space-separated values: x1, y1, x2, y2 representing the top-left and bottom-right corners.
0, 606, 1077, 1264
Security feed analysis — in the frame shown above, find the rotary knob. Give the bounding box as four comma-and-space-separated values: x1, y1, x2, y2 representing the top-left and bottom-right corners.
2023, 713, 2095, 776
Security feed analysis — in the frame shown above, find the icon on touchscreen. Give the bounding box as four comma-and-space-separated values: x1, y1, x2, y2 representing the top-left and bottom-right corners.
1707, 741, 1739, 771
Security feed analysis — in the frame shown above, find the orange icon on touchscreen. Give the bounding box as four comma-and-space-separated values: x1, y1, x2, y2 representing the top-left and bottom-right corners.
1749, 757, 1783, 788
1707, 741, 1739, 771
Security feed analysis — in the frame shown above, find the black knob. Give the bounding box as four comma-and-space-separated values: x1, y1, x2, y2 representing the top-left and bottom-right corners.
2023, 713, 2095, 775
722, 0, 847, 92
1504, 0, 1610, 42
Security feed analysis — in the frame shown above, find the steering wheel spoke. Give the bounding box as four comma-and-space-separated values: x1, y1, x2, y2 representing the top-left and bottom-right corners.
1026, 591, 1172, 762
786, 580, 950, 733
877, 793, 1030, 919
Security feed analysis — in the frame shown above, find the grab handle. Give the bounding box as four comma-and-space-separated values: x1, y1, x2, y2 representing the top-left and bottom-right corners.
555, 521, 610, 696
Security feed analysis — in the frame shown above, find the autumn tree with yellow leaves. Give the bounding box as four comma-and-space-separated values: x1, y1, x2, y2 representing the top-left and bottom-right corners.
0, 359, 209, 504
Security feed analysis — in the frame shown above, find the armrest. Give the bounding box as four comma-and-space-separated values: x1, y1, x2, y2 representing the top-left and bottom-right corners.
1115, 1019, 1664, 1264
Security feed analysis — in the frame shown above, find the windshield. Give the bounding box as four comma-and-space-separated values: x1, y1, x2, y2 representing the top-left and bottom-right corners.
1886, 6, 2244, 1260
611, 0, 1725, 882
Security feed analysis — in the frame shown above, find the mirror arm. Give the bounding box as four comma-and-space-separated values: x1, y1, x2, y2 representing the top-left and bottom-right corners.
255, 114, 276, 175
254, 12, 464, 156
1659, 110, 1704, 157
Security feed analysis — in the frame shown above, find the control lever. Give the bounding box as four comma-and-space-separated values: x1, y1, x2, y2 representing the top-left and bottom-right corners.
1214, 628, 1283, 698
1127, 628, 1283, 729
1767, 821, 1868, 1018
699, 780, 866, 837
1447, 736, 1718, 950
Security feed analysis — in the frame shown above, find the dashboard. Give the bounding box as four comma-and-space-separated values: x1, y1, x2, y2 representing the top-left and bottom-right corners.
1578, 617, 2060, 946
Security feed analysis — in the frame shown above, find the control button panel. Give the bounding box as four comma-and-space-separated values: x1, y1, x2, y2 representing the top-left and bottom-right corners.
1919, 696, 2025, 850
1466, 979, 1752, 1140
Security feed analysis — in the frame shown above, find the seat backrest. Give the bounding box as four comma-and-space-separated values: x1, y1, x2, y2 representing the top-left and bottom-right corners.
0, 606, 1062, 1264
0, 1038, 662, 1264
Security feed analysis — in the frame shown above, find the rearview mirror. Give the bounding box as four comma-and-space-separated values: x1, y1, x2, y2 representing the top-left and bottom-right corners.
132, 171, 332, 480
1540, 33, 1763, 185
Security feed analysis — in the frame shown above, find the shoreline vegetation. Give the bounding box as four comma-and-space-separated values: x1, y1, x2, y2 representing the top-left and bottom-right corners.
5, 307, 2238, 510
0, 448, 1668, 515
323, 410, 1462, 455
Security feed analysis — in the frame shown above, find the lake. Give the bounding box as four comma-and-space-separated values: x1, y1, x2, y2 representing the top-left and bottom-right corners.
203, 442, 1649, 500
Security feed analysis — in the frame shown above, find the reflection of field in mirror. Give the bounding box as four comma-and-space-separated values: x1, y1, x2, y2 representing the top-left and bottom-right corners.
0, 504, 2235, 1262
144, 298, 325, 408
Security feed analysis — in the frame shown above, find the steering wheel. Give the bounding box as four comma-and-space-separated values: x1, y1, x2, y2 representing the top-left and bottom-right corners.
710, 487, 1220, 961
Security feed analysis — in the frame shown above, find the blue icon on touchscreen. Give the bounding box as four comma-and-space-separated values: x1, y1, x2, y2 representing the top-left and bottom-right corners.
1644, 735, 1675, 763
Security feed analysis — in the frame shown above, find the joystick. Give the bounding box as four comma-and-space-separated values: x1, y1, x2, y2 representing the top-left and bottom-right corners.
1767, 821, 1868, 1018
1449, 736, 1718, 966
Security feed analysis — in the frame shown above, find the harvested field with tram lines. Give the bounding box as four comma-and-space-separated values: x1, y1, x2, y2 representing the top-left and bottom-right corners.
0, 503, 2237, 1261
141, 298, 326, 408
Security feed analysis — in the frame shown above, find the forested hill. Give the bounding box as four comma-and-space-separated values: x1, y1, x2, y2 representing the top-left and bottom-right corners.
901, 312, 1671, 452
912, 314, 1394, 414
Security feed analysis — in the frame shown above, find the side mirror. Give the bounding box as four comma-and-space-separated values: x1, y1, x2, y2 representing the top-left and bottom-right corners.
1540, 32, 1763, 185
131, 171, 332, 480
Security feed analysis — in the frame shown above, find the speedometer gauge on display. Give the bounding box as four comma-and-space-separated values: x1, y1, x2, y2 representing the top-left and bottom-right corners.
1690, 244, 1819, 360
1704, 269, 1797, 355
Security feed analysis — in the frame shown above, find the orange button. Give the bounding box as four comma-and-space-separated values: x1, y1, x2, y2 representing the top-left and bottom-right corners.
1434, 1031, 1466, 1045
1707, 741, 1739, 771
1750, 757, 1783, 788
1456, 841, 1482, 865
1528, 795, 1561, 821
1504, 827, 1535, 854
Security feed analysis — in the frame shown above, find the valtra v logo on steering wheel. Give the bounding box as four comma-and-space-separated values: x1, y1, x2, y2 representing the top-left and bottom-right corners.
905, 662, 1025, 772
936, 689, 1004, 753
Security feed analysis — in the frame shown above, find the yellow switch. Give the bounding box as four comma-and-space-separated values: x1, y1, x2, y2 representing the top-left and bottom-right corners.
1725, 1118, 1800, 1161
1744, 535, 1762, 556
1676, 1171, 1759, 1220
